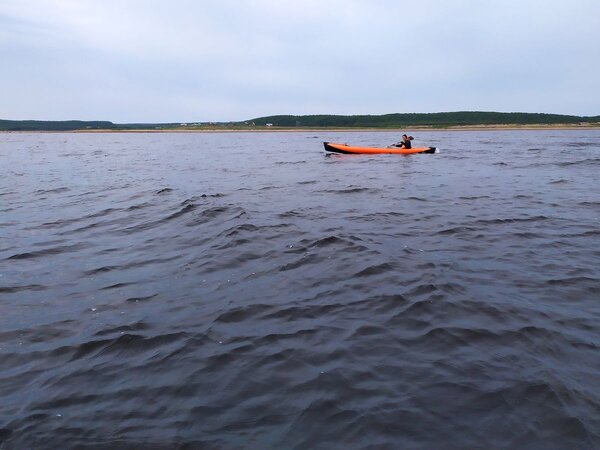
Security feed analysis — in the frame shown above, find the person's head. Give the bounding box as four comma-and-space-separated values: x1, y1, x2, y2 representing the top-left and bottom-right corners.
402, 134, 408, 140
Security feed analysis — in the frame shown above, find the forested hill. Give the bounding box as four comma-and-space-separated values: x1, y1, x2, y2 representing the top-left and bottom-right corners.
246, 112, 600, 127
0, 120, 177, 131
0, 120, 118, 131
1, 112, 599, 131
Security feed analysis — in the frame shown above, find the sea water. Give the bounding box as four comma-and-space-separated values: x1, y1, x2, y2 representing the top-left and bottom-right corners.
1, 130, 599, 448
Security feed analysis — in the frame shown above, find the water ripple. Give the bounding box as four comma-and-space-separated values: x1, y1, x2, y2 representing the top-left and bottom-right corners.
1, 130, 599, 449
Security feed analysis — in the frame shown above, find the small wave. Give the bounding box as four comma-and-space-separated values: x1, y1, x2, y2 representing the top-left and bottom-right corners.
279, 253, 325, 272
213, 237, 253, 250
556, 158, 600, 167
437, 226, 478, 235
29, 207, 124, 231
94, 321, 151, 337
278, 210, 304, 218
582, 230, 600, 237
349, 211, 407, 222
101, 282, 135, 290
437, 282, 467, 294
405, 283, 442, 298
0, 284, 45, 293
294, 235, 367, 252
261, 302, 344, 322
179, 194, 226, 205
199, 193, 226, 198
578, 201, 600, 207
214, 304, 273, 324
125, 202, 153, 211
349, 324, 388, 338
546, 276, 598, 286
458, 195, 491, 200
120, 203, 243, 234
84, 255, 181, 276
565, 142, 599, 148
7, 243, 88, 260
259, 185, 281, 191
125, 294, 158, 303
309, 235, 347, 247
512, 231, 538, 239
164, 203, 196, 221
186, 206, 246, 226
223, 223, 260, 236
319, 186, 381, 194
275, 161, 307, 165
353, 262, 396, 277
471, 215, 549, 226
33, 187, 70, 195
69, 332, 188, 361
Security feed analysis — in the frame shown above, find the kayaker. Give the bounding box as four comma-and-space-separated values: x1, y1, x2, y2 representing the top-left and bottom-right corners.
393, 134, 413, 149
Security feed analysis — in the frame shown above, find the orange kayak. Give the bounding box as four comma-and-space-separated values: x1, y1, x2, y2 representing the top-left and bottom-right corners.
324, 142, 437, 155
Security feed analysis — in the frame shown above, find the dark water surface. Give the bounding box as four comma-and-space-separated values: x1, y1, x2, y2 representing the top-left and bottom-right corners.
1, 130, 599, 449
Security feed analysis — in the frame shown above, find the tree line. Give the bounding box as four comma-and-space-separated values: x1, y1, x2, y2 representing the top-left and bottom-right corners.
246, 112, 600, 127
2, 112, 599, 131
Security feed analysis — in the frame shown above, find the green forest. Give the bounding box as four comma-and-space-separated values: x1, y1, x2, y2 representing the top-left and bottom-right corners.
0, 120, 182, 131
246, 112, 600, 128
1, 112, 599, 131
0, 120, 118, 131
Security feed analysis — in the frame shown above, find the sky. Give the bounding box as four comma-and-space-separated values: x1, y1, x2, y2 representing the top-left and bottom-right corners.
1, 0, 599, 122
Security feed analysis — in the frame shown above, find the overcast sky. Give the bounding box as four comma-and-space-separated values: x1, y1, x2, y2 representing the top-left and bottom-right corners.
1, 0, 599, 122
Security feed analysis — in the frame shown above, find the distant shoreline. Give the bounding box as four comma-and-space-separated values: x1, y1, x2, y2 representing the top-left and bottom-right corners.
3, 112, 599, 132
2, 123, 600, 133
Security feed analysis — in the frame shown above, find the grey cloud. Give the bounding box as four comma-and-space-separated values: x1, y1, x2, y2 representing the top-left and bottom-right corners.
1, 0, 598, 121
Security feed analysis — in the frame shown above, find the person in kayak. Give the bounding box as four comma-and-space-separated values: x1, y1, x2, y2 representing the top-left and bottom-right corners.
392, 134, 413, 149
